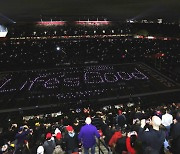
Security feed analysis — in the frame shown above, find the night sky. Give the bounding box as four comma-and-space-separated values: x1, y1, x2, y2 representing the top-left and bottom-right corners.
0, 0, 180, 22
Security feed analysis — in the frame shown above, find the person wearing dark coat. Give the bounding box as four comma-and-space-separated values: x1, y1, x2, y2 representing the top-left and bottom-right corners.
116, 110, 126, 128
43, 133, 56, 154
14, 125, 31, 154
138, 116, 166, 153
63, 126, 79, 154
170, 112, 180, 154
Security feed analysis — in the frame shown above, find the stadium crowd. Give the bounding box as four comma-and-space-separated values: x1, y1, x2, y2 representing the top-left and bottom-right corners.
0, 21, 179, 154
0, 102, 179, 154
0, 22, 179, 83
0, 38, 179, 81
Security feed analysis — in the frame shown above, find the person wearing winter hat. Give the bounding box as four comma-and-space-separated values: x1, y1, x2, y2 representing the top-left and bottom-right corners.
14, 125, 31, 153
43, 132, 56, 154
63, 125, 79, 154
53, 131, 64, 154
46, 133, 52, 140
66, 125, 73, 132
54, 128, 61, 136
55, 132, 63, 146
37, 145, 44, 154
56, 132, 62, 140
1, 144, 8, 153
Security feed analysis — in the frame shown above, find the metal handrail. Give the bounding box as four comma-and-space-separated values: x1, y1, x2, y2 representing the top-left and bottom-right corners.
97, 138, 111, 154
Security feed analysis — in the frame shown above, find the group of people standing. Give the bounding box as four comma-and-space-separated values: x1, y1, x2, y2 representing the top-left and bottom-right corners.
1, 103, 180, 154
14, 117, 100, 154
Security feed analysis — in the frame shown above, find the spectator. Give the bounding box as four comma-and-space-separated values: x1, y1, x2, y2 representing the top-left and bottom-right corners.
108, 126, 122, 152
55, 132, 62, 145
54, 128, 62, 146
14, 125, 31, 154
170, 112, 180, 154
116, 110, 126, 128
126, 131, 138, 154
102, 125, 115, 146
63, 125, 79, 154
78, 117, 100, 154
114, 136, 127, 154
162, 109, 173, 135
43, 133, 56, 154
37, 145, 44, 154
138, 116, 166, 153
0, 144, 8, 154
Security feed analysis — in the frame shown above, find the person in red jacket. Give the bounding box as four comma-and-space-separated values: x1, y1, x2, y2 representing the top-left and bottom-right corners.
108, 127, 122, 152
126, 131, 138, 154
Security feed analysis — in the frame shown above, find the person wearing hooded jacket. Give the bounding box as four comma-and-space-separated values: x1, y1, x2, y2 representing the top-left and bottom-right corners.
108, 126, 122, 152
63, 125, 79, 154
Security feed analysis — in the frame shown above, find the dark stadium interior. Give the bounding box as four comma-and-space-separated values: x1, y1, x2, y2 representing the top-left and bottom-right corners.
0, 0, 180, 153
0, 0, 180, 22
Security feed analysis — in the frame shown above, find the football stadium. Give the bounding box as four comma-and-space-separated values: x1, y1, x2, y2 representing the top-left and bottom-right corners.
0, 0, 179, 153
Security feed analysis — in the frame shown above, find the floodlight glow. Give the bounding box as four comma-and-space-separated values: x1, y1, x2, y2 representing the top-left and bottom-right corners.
76, 20, 110, 26
0, 25, 8, 37
37, 21, 66, 26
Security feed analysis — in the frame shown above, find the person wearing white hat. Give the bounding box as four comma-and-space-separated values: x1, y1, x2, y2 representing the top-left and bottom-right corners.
37, 145, 44, 154
1, 144, 8, 152
54, 128, 61, 135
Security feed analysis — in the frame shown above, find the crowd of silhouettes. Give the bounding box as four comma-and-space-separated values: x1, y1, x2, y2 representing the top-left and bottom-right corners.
0, 102, 179, 154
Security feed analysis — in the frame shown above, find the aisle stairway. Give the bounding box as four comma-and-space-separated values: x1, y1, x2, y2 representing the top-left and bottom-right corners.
79, 138, 112, 154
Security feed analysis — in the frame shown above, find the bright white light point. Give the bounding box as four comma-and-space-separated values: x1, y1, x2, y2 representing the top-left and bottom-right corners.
56, 47, 60, 51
